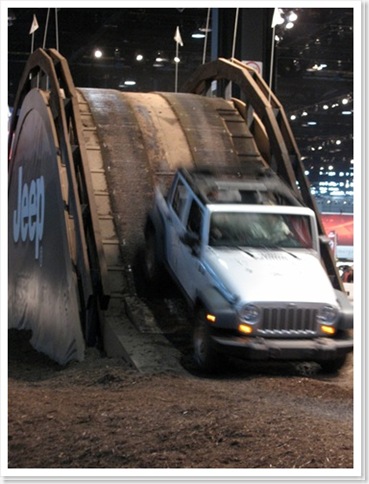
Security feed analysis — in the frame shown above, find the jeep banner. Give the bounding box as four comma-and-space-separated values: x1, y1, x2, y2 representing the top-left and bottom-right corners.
8, 89, 84, 364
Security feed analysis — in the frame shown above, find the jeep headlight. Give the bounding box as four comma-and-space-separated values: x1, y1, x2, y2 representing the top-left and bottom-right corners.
239, 304, 261, 324
317, 305, 339, 324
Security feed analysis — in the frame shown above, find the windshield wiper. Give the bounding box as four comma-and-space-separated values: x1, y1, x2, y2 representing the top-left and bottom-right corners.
237, 246, 256, 258
276, 246, 299, 259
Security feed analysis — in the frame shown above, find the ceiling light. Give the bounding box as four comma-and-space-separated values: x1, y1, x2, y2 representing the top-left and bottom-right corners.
342, 111, 352, 115
342, 98, 349, 104
192, 31, 205, 39
199, 26, 212, 33
323, 104, 329, 110
290, 114, 296, 120
136, 54, 143, 61
124, 80, 136, 86
288, 11, 298, 22
94, 49, 103, 58
174, 56, 180, 63
286, 21, 294, 29
307, 121, 317, 125
311, 63, 327, 71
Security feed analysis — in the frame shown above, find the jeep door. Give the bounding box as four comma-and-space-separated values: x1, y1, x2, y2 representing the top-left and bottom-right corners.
166, 176, 190, 276
176, 196, 207, 300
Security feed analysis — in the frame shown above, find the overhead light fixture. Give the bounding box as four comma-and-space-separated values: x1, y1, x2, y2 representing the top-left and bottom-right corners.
94, 49, 103, 59
286, 21, 294, 29
119, 79, 137, 88
199, 26, 212, 33
136, 54, 143, 62
155, 52, 168, 63
192, 31, 205, 39
310, 63, 327, 71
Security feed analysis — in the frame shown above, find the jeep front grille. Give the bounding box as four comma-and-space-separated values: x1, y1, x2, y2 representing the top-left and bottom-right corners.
259, 307, 318, 337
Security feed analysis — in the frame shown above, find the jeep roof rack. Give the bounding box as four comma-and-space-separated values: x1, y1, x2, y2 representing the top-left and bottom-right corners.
178, 166, 302, 207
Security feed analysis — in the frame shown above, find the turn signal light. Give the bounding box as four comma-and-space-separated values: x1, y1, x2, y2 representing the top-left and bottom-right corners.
206, 313, 216, 323
321, 325, 336, 335
238, 323, 253, 335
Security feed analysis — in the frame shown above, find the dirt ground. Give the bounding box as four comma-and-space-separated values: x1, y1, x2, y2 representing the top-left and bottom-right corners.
7, 328, 354, 474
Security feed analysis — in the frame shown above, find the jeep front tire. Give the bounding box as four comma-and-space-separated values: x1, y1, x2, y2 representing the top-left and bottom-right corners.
144, 229, 163, 284
193, 309, 219, 373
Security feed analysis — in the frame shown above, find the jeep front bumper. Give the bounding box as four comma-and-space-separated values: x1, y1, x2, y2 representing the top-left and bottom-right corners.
211, 334, 353, 361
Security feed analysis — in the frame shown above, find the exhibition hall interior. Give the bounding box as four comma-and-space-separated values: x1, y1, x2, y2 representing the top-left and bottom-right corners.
8, 7, 354, 259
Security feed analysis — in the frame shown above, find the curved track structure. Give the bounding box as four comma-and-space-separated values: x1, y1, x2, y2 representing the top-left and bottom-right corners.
8, 49, 343, 368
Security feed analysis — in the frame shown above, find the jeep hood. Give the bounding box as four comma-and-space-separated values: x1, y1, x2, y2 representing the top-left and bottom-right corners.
204, 247, 338, 306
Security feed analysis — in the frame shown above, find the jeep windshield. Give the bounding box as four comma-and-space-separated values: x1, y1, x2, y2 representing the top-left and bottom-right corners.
209, 212, 313, 249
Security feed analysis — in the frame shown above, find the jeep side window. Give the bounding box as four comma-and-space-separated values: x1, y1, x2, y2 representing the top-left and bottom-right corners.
171, 179, 188, 219
187, 200, 203, 239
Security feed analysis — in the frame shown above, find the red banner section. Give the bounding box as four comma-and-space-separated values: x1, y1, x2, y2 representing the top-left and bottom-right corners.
321, 213, 353, 246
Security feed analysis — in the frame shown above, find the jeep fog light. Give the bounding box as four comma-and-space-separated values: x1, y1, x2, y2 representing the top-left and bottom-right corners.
321, 325, 336, 335
239, 304, 261, 324
238, 323, 253, 335
206, 313, 216, 323
317, 305, 338, 324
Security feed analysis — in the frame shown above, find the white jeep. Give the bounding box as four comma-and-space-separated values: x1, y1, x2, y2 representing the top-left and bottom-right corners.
144, 168, 353, 372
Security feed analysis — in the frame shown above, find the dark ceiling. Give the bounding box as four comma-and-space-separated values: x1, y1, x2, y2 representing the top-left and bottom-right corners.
7, 7, 354, 197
